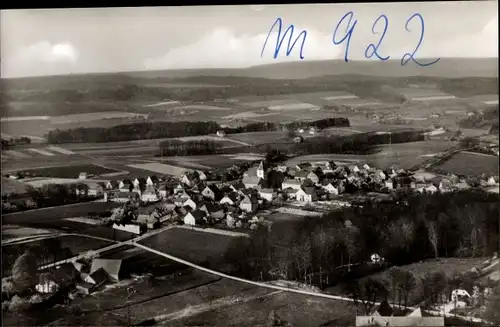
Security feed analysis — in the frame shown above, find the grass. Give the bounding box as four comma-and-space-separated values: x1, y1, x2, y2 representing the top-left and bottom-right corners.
227, 131, 289, 146
177, 291, 356, 327
326, 257, 487, 306
16, 164, 119, 178
431, 151, 499, 177
1, 201, 121, 225
127, 162, 190, 175
139, 228, 250, 267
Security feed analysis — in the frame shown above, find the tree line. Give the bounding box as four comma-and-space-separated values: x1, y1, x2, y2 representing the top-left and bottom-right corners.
292, 130, 425, 155
2, 183, 98, 214
458, 106, 499, 129
228, 190, 499, 290
1, 137, 31, 150
159, 139, 224, 156
45, 117, 351, 144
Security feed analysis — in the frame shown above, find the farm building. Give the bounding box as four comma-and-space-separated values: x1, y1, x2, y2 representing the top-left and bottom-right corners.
90, 258, 125, 282
296, 187, 318, 202
183, 210, 207, 226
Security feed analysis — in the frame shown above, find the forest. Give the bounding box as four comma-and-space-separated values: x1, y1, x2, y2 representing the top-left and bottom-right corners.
229, 190, 499, 290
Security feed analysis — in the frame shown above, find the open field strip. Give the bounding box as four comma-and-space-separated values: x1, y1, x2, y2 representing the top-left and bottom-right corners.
231, 155, 265, 161
3, 150, 31, 158
127, 162, 190, 175
46, 146, 75, 155
144, 100, 181, 107
1, 132, 14, 138
27, 148, 55, 156
167, 161, 212, 170
412, 95, 458, 101
484, 100, 499, 105
1, 116, 50, 122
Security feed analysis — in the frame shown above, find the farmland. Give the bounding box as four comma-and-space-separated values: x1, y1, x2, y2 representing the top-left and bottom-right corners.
139, 228, 250, 268
431, 151, 499, 177
127, 162, 191, 175
15, 164, 119, 178
227, 131, 290, 146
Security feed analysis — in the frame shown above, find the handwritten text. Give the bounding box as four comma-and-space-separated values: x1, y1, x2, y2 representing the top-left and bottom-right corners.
262, 12, 439, 67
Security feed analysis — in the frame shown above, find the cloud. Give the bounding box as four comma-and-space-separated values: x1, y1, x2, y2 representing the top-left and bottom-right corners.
143, 26, 343, 70
17, 41, 79, 64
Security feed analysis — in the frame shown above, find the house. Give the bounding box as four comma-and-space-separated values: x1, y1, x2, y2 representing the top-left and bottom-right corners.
454, 181, 470, 190
141, 185, 160, 203
146, 176, 160, 187
200, 203, 225, 219
90, 258, 124, 282
294, 170, 310, 182
243, 176, 263, 189
355, 305, 444, 326
439, 178, 453, 192
161, 200, 177, 212
230, 182, 246, 193
275, 165, 288, 173
350, 165, 360, 173
259, 188, 276, 202
119, 179, 133, 192
106, 180, 119, 190
306, 172, 320, 184
183, 198, 198, 211
385, 180, 394, 190
82, 267, 109, 292
79, 172, 88, 180
322, 182, 339, 195
201, 185, 221, 201
35, 272, 59, 293
133, 177, 147, 188
239, 195, 258, 213
173, 183, 184, 194
195, 170, 208, 181
216, 130, 226, 137
425, 185, 438, 193
487, 176, 499, 186
293, 136, 304, 143
295, 162, 312, 171
282, 178, 303, 190
111, 191, 140, 203
183, 210, 207, 226
296, 187, 318, 202
309, 126, 319, 135
113, 222, 142, 234
220, 193, 240, 206
158, 184, 172, 198
363, 164, 371, 170
181, 173, 196, 187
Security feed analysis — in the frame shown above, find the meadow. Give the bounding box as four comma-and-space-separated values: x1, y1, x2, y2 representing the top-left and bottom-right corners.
16, 164, 119, 178
227, 131, 290, 146
431, 151, 499, 177
139, 228, 250, 268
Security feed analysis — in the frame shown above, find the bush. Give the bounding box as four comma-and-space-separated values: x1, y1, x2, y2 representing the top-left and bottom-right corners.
8, 295, 32, 312
2, 277, 17, 300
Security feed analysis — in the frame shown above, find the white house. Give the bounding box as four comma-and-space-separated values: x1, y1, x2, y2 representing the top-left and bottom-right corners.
36, 273, 59, 294
119, 180, 133, 192
146, 176, 159, 187
307, 172, 320, 184
79, 172, 88, 180
294, 171, 309, 182
106, 181, 119, 190
183, 198, 198, 211
220, 193, 240, 206
201, 185, 220, 200
350, 165, 360, 173
243, 176, 263, 189
259, 188, 275, 202
487, 176, 499, 186
86, 182, 105, 197
196, 170, 207, 181
363, 164, 371, 171
181, 174, 195, 187
385, 180, 394, 190
173, 183, 184, 194
296, 187, 318, 202
425, 185, 438, 194
322, 182, 339, 195
216, 130, 226, 137
141, 186, 160, 203
183, 210, 206, 226
281, 178, 302, 190
240, 195, 258, 213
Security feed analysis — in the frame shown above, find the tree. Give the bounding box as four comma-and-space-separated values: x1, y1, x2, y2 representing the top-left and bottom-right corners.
398, 270, 417, 309
2, 276, 17, 300
483, 285, 500, 325
426, 221, 439, 258
11, 250, 38, 294
344, 278, 390, 315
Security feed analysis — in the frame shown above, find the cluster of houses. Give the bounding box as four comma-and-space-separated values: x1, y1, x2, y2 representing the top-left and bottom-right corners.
35, 257, 126, 297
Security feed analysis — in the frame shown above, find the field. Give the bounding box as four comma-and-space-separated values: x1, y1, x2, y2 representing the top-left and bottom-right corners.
127, 162, 191, 175
1, 225, 56, 240
139, 228, 250, 267
177, 291, 356, 327
431, 151, 499, 177
15, 164, 119, 178
326, 257, 487, 306
227, 131, 290, 146
287, 140, 457, 170
1, 201, 121, 225
1, 177, 29, 195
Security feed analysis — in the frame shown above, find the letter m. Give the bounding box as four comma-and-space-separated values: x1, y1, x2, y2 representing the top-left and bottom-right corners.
261, 18, 307, 60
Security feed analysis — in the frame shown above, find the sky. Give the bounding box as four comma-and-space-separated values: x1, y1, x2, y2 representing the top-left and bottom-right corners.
1, 2, 498, 78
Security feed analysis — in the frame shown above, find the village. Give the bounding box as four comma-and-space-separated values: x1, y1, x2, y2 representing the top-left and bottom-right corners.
56, 158, 500, 236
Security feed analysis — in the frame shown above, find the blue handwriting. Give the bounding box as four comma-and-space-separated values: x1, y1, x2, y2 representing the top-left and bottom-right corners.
261, 17, 307, 60
365, 14, 390, 61
261, 12, 439, 67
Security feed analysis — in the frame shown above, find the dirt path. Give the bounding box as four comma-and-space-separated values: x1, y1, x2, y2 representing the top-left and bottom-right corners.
154, 290, 283, 324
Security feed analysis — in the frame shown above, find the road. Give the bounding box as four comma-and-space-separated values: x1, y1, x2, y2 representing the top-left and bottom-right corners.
33, 226, 491, 325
